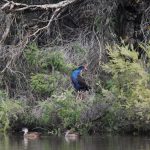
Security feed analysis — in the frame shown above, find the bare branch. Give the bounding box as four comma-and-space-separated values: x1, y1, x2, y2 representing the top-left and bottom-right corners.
1, 36, 29, 74
1, 0, 78, 12
29, 8, 61, 37
0, 0, 78, 38
0, 13, 12, 49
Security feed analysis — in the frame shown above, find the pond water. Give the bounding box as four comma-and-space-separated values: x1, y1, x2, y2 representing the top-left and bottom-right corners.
0, 134, 150, 150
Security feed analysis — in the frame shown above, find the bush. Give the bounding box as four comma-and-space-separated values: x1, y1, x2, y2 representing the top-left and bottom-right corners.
40, 51, 74, 74
31, 73, 56, 96
40, 51, 65, 71
0, 91, 23, 132
102, 43, 150, 131
53, 91, 82, 128
36, 90, 94, 132
24, 42, 40, 67
24, 43, 74, 76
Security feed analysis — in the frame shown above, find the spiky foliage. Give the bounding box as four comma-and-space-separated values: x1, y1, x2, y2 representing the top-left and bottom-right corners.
103, 43, 150, 131
0, 91, 23, 132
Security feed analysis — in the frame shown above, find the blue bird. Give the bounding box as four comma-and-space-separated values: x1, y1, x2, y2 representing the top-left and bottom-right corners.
71, 65, 91, 92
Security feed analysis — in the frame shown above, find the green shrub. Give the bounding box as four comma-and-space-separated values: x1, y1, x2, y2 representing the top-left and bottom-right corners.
24, 42, 40, 67
17, 106, 39, 127
0, 91, 23, 132
31, 73, 56, 96
102, 43, 150, 131
40, 51, 66, 72
24, 44, 74, 74
37, 90, 87, 129
40, 50, 75, 74
53, 91, 81, 128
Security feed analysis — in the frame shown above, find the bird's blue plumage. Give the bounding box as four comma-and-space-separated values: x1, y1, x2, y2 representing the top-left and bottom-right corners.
71, 67, 82, 90
71, 66, 90, 91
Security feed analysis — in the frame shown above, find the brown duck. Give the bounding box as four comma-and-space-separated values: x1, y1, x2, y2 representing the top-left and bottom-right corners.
65, 130, 80, 138
22, 128, 41, 139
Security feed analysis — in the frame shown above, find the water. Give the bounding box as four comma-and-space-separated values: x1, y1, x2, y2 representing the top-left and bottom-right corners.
0, 134, 150, 150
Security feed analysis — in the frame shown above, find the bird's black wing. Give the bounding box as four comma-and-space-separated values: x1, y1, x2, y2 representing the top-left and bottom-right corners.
77, 75, 91, 91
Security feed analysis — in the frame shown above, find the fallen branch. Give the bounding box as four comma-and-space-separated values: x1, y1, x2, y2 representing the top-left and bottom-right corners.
1, 0, 78, 12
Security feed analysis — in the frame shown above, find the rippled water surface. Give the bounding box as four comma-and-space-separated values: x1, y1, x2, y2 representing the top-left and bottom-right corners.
0, 134, 150, 150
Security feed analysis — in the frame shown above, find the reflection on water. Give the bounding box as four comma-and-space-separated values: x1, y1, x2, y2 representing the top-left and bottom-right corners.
1, 133, 150, 150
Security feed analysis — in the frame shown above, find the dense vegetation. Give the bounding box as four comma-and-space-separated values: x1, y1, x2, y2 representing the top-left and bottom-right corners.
0, 0, 150, 135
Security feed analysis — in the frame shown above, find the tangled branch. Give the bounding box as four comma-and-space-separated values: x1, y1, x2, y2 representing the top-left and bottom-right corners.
29, 8, 61, 37
0, 0, 79, 97
0, 0, 78, 37
1, 0, 78, 12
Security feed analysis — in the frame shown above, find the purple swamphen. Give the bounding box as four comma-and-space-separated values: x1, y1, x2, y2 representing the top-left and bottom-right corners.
71, 65, 91, 92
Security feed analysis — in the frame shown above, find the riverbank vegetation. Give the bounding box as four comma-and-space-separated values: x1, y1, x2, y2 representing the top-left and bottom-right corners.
0, 43, 150, 135
0, 0, 150, 135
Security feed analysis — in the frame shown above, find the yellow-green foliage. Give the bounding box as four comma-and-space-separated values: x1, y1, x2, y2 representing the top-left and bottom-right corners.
31, 73, 56, 95
24, 43, 74, 75
40, 51, 65, 71
0, 91, 23, 132
24, 43, 75, 98
37, 100, 54, 126
40, 51, 75, 74
53, 91, 82, 128
24, 42, 40, 67
38, 90, 85, 129
103, 43, 150, 128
